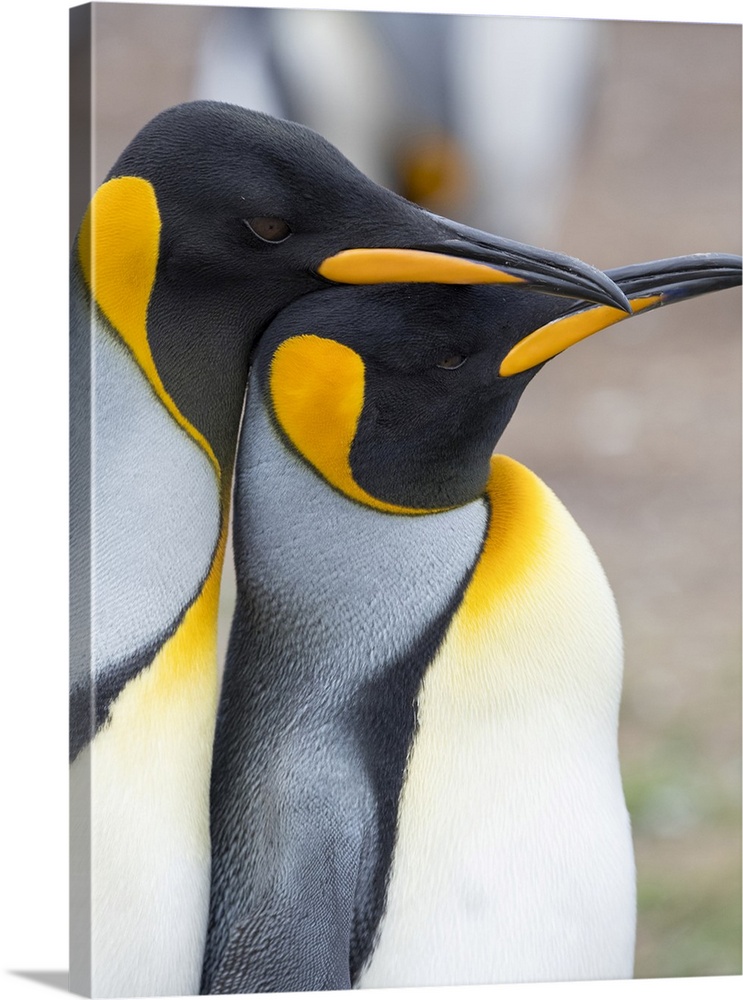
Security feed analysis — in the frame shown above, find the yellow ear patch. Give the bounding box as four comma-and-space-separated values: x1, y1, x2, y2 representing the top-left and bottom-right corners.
499, 294, 662, 376
269, 335, 446, 515
78, 176, 219, 478
78, 176, 160, 356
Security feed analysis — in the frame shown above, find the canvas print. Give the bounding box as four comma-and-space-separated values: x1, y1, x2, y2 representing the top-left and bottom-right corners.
69, 4, 742, 997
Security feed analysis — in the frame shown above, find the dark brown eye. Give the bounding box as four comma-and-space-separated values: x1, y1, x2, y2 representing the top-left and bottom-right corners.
436, 354, 467, 370
244, 217, 292, 243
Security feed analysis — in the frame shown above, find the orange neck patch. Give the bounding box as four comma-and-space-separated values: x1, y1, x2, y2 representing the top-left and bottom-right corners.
458, 455, 551, 628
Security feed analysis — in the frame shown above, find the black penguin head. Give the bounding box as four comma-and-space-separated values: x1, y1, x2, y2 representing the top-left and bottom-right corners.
107, 102, 411, 295
75, 101, 632, 480
257, 285, 539, 509
105, 101, 630, 308
257, 252, 741, 511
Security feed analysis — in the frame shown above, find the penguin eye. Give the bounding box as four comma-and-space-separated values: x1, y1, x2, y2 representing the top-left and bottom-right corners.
244, 217, 292, 243
436, 354, 467, 370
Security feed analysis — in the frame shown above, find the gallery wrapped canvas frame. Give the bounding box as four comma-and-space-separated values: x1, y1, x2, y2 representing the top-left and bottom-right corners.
70, 4, 741, 996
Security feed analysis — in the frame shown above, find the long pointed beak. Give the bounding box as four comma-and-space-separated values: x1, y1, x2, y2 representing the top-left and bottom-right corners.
318, 218, 632, 313
499, 252, 742, 377
604, 253, 742, 301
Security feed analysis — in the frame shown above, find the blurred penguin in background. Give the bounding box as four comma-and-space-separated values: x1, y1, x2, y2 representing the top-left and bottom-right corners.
193, 8, 602, 246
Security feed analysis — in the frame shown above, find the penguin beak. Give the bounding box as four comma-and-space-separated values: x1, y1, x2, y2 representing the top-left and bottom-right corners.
318, 217, 632, 312
499, 252, 742, 377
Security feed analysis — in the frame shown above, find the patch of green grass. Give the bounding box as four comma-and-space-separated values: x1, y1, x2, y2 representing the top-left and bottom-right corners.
636, 871, 741, 977
622, 719, 741, 979
623, 719, 740, 839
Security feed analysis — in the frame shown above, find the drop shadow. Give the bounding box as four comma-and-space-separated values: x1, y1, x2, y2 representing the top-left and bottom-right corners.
10, 971, 70, 994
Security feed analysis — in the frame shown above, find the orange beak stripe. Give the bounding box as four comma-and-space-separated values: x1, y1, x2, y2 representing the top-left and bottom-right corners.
499, 294, 662, 377
318, 248, 526, 286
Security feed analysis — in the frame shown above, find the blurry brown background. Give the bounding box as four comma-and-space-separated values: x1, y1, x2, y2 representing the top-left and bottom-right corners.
71, 4, 742, 980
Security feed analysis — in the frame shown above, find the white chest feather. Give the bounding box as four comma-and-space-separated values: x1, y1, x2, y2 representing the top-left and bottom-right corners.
358, 457, 635, 987
70, 318, 223, 997
71, 663, 216, 997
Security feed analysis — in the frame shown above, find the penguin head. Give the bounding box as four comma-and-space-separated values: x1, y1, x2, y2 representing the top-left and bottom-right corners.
75, 101, 631, 482
257, 253, 741, 511
101, 101, 629, 309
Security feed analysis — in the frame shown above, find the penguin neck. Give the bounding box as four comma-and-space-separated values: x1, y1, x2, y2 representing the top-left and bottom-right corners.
89, 299, 229, 687
230, 381, 490, 706
145, 276, 257, 477
448, 454, 625, 721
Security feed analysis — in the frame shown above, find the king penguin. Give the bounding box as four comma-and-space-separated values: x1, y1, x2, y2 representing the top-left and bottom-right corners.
69, 100, 631, 998
202, 253, 741, 992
